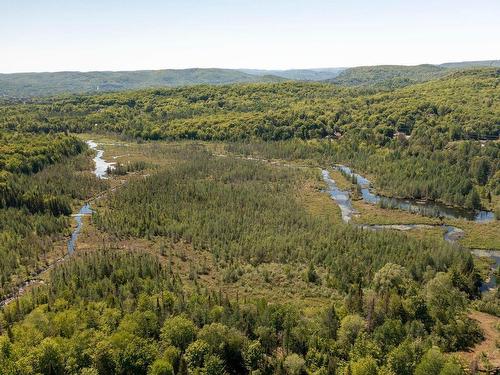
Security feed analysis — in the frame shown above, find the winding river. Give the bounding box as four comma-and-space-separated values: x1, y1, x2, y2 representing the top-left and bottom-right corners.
335, 165, 495, 222
87, 140, 115, 179
322, 168, 498, 291
0, 141, 113, 307
66, 140, 114, 253
2, 149, 495, 308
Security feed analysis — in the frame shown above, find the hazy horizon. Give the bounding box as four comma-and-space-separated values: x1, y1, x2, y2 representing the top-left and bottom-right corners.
2, 58, 500, 75
2, 0, 500, 74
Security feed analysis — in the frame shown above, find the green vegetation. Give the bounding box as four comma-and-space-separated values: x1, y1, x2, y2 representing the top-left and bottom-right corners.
0, 68, 284, 97
241, 67, 345, 81
0, 235, 481, 374
3, 69, 498, 142
328, 64, 449, 88
108, 160, 151, 176
225, 138, 499, 210
327, 61, 500, 88
0, 132, 84, 174
0, 133, 107, 299
94, 145, 473, 291
2, 60, 498, 97
1, 68, 498, 208
439, 60, 500, 69
0, 66, 498, 374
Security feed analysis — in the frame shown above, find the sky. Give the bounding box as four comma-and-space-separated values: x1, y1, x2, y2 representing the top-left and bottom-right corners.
1, 0, 499, 73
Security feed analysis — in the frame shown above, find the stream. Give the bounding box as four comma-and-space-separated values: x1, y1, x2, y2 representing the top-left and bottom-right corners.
66, 152, 500, 291
66, 140, 114, 253
0, 141, 113, 307
322, 168, 499, 291
2, 149, 495, 308
86, 140, 115, 179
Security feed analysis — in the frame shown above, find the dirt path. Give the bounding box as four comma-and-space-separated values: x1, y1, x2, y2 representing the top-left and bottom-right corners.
459, 311, 500, 371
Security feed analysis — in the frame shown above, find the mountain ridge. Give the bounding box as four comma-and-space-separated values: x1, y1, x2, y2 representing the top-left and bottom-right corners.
1, 60, 499, 97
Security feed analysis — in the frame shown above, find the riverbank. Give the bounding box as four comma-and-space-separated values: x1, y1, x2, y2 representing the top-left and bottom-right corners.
0, 140, 116, 307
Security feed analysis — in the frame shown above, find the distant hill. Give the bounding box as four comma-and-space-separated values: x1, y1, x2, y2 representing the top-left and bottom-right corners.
327, 64, 449, 88
327, 60, 500, 88
0, 68, 346, 98
439, 60, 500, 68
0, 68, 285, 98
240, 68, 346, 81
1, 60, 498, 97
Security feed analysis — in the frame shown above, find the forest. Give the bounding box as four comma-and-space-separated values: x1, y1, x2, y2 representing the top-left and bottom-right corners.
0, 142, 488, 374
1, 61, 499, 98
1, 68, 498, 209
0, 69, 284, 98
327, 64, 449, 88
0, 66, 498, 374
0, 132, 107, 301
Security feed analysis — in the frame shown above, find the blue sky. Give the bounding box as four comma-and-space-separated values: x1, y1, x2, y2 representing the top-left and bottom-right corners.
1, 0, 499, 73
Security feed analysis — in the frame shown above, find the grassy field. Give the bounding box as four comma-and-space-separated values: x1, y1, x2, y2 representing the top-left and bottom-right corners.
449, 220, 500, 250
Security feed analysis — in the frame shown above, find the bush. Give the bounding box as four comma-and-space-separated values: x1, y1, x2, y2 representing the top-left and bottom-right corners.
148, 359, 174, 375
283, 353, 305, 375
350, 356, 378, 375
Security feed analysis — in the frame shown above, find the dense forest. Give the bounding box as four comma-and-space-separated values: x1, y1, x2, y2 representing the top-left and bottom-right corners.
1, 68, 498, 208
328, 61, 500, 89
0, 143, 487, 374
0, 133, 107, 300
0, 248, 483, 374
2, 69, 498, 141
0, 65, 498, 374
327, 65, 449, 89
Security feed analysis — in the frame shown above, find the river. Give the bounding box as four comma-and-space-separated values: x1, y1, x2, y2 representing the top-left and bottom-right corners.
86, 140, 115, 179
321, 168, 499, 291
66, 140, 114, 253
0, 141, 113, 307
335, 165, 495, 222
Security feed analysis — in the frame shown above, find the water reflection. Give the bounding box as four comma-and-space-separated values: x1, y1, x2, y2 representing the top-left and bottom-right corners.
336, 165, 494, 222
321, 168, 498, 291
67, 141, 110, 254
321, 170, 355, 223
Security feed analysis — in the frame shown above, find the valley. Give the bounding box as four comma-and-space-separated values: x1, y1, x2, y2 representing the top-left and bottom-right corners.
0, 67, 498, 374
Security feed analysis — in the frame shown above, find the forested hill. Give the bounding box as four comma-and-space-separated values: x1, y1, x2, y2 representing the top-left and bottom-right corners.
2, 60, 499, 97
241, 68, 346, 81
327, 60, 500, 88
0, 68, 285, 98
440, 60, 500, 69
2, 67, 498, 142
328, 64, 448, 88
